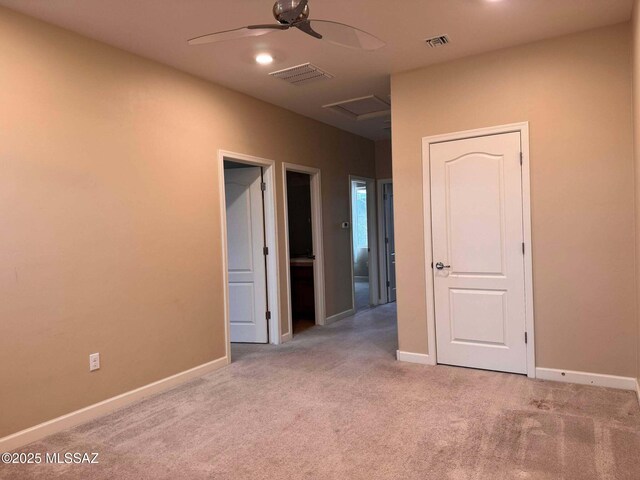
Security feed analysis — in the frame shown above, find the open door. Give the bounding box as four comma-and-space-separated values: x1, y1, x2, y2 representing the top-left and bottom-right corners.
224, 163, 269, 343
383, 183, 397, 303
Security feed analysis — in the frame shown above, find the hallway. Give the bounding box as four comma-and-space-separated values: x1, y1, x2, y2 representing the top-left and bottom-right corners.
5, 305, 640, 480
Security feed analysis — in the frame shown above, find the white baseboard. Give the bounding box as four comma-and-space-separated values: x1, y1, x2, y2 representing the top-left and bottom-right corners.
280, 332, 292, 343
324, 308, 355, 325
636, 379, 640, 406
396, 350, 436, 366
0, 356, 229, 452
535, 367, 637, 391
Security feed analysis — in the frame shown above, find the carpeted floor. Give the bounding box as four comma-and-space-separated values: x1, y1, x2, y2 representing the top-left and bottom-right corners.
3, 304, 640, 480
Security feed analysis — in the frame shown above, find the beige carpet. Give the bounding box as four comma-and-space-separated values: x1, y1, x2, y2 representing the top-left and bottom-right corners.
3, 304, 640, 480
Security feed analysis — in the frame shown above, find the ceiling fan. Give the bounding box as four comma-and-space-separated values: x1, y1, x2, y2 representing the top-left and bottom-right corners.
188, 0, 386, 51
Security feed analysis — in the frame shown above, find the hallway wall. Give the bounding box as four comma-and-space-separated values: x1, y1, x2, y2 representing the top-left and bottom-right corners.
0, 6, 374, 438
391, 23, 636, 377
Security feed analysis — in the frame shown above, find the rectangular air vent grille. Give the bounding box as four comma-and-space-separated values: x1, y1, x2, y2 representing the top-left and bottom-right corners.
425, 35, 450, 48
323, 95, 390, 121
269, 63, 334, 86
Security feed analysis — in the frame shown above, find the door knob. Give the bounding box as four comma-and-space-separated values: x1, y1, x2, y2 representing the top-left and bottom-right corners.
435, 262, 451, 270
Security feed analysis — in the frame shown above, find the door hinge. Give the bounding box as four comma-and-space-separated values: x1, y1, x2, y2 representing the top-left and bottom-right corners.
524, 332, 528, 344
522, 242, 525, 255
261, 182, 267, 191
385, 237, 389, 244
387, 281, 391, 287
520, 152, 523, 166
431, 262, 434, 269
263, 246, 269, 256
266, 311, 271, 320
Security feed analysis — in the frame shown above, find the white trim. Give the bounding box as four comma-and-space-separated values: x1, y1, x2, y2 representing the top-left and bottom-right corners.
519, 126, 535, 379
349, 175, 379, 311
324, 308, 355, 325
219, 150, 282, 350
636, 379, 640, 406
0, 356, 228, 452
377, 178, 393, 304
536, 368, 637, 391
282, 163, 326, 335
396, 350, 436, 366
280, 331, 292, 343
421, 122, 536, 377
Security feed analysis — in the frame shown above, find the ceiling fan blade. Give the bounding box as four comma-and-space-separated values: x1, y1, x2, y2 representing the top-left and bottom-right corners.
305, 20, 385, 50
295, 21, 322, 40
188, 25, 287, 45
247, 24, 289, 30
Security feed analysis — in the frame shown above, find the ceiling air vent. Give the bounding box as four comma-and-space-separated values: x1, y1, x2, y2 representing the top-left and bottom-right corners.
323, 95, 390, 121
425, 35, 450, 48
269, 63, 334, 86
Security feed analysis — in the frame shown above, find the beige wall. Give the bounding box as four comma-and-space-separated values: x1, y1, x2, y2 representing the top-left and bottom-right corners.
391, 24, 636, 377
633, 1, 640, 385
375, 139, 393, 179
0, 7, 374, 438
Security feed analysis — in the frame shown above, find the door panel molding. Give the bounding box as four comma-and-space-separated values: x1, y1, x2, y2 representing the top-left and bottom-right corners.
421, 122, 535, 378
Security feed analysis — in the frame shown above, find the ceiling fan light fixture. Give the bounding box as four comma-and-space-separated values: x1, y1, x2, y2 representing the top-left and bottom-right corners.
255, 53, 274, 65
187, 0, 386, 51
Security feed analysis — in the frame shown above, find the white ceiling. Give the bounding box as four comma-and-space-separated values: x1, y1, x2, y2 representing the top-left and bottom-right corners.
0, 0, 633, 140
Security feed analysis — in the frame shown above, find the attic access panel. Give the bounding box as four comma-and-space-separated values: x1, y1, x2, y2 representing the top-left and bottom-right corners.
323, 95, 391, 121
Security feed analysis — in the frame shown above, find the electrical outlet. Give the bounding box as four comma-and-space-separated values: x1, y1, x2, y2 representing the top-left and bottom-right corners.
89, 353, 100, 372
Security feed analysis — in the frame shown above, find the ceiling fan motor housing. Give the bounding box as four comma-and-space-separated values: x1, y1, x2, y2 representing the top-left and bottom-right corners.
273, 0, 310, 25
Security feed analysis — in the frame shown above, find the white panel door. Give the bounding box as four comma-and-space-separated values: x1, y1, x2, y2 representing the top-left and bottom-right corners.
384, 183, 397, 303
225, 167, 268, 343
430, 132, 527, 374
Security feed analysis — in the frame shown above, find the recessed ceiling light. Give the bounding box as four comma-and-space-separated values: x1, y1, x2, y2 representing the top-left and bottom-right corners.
255, 53, 273, 65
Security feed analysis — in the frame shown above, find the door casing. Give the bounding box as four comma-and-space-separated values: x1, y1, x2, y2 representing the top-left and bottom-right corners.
421, 123, 535, 378
218, 150, 282, 361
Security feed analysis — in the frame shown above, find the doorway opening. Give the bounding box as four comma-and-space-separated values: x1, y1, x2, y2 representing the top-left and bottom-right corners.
286, 171, 315, 334
349, 176, 377, 312
283, 163, 326, 340
219, 151, 281, 361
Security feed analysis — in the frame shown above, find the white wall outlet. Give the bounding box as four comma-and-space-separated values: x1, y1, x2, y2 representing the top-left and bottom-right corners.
89, 353, 100, 372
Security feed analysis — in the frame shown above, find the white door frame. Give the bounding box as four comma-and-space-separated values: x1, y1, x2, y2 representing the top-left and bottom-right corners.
219, 150, 282, 360
421, 122, 535, 378
282, 163, 326, 338
349, 175, 379, 311
377, 178, 392, 304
